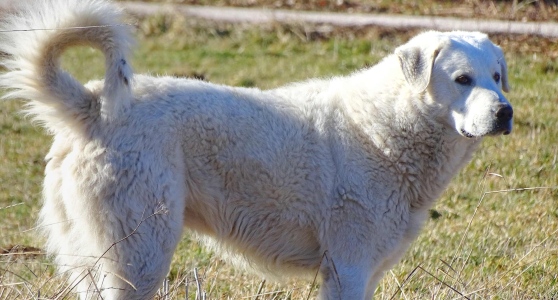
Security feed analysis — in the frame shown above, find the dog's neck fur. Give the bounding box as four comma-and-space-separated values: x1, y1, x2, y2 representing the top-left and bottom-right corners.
271, 54, 481, 210
335, 55, 482, 210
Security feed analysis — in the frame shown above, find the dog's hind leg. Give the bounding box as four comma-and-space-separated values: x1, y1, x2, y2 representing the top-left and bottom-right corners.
94, 212, 184, 299
61, 190, 185, 300
91, 151, 187, 300
45, 142, 187, 300
318, 258, 373, 300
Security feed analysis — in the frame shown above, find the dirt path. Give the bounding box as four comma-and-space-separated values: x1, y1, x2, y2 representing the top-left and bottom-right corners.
120, 1, 558, 38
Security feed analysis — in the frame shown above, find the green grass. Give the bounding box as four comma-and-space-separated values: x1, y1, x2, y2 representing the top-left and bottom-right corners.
1, 15, 558, 299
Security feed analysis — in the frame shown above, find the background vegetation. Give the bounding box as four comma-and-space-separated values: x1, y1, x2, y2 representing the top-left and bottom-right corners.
1, 1, 558, 299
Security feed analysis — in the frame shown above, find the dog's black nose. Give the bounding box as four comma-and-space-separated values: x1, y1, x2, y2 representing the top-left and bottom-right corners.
495, 105, 513, 122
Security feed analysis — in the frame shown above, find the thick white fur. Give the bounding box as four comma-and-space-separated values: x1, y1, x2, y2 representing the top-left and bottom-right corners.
0, 0, 513, 299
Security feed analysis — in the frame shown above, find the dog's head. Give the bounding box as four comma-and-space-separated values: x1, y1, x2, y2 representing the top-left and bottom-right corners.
396, 31, 512, 138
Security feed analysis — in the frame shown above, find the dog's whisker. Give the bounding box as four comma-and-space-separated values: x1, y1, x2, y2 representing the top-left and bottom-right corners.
0, 23, 136, 33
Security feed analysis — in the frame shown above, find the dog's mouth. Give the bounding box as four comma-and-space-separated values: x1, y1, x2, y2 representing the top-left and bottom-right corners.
460, 129, 476, 138
460, 123, 512, 139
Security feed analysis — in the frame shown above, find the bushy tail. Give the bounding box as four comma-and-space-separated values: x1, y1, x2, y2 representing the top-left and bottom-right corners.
0, 0, 134, 133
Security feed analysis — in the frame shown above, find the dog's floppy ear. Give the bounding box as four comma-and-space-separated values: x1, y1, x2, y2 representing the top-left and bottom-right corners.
492, 44, 511, 92
395, 41, 445, 93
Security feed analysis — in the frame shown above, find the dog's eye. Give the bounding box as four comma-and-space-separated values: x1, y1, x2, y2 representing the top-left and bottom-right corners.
493, 72, 501, 83
455, 75, 472, 85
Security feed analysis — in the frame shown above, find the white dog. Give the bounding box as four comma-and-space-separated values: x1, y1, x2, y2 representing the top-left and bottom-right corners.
0, 0, 513, 299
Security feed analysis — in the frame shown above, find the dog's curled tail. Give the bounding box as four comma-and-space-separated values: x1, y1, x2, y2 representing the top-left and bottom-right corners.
0, 0, 134, 132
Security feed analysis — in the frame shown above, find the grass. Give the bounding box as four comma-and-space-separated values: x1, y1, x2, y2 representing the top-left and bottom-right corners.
1, 11, 558, 300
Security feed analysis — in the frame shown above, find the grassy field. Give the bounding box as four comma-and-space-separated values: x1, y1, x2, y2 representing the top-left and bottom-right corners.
1, 9, 558, 300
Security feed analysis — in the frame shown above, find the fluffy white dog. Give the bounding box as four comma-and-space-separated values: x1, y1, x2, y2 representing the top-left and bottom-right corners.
0, 0, 513, 299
